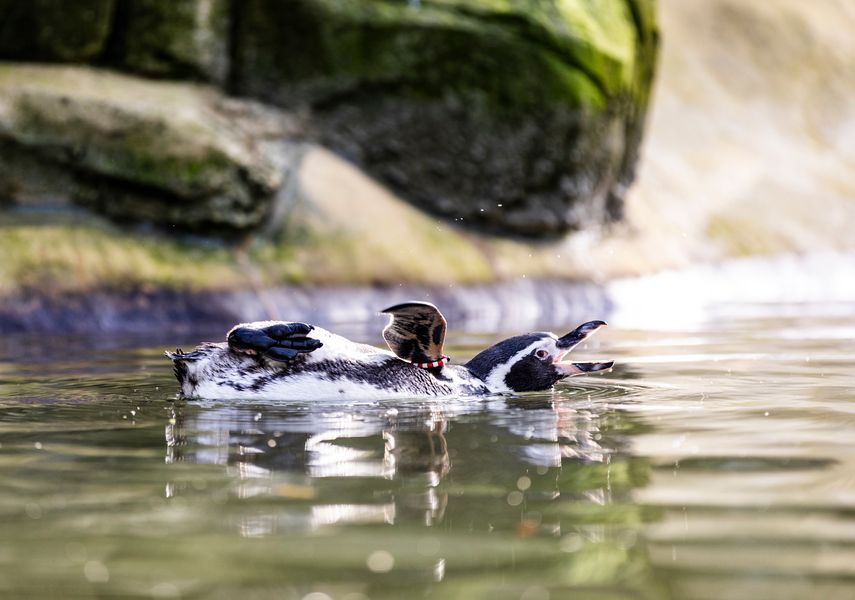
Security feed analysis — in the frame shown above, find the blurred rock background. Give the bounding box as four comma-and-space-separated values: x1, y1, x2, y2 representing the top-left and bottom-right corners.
591, 0, 855, 277
0, 0, 853, 330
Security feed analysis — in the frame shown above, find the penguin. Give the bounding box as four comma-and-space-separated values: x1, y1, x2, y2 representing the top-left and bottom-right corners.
166, 302, 613, 400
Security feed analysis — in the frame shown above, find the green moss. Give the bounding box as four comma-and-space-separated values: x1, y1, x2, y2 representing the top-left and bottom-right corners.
0, 0, 114, 62
0, 64, 290, 233
110, 0, 230, 83
11, 94, 237, 198
0, 211, 493, 298
537, 49, 607, 108
0, 220, 243, 296
231, 0, 656, 236
236, 0, 645, 112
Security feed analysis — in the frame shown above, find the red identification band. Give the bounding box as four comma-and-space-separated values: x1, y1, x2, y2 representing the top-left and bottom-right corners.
412, 355, 449, 369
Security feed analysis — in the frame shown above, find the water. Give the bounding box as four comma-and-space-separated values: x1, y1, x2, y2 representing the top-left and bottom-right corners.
1, 302, 854, 599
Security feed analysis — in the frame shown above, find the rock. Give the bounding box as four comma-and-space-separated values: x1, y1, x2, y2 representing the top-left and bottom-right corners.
0, 0, 115, 62
256, 144, 609, 286
0, 135, 613, 309
232, 0, 658, 237
108, 0, 230, 84
606, 0, 660, 221
283, 145, 496, 285
0, 64, 297, 233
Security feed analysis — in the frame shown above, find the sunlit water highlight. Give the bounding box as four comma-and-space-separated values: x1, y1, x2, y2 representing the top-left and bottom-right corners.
1, 289, 854, 599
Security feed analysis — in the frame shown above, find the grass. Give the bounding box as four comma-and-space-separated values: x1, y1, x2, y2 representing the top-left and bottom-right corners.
0, 210, 599, 299
0, 219, 245, 296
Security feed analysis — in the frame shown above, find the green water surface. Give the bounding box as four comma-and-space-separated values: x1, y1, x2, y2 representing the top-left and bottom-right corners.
1, 305, 854, 599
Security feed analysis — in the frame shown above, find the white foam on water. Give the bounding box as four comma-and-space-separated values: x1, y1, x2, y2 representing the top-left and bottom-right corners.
607, 253, 855, 330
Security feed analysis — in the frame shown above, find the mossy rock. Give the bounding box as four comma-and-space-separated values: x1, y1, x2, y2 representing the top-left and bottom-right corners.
108, 0, 230, 84
0, 64, 295, 233
0, 0, 115, 62
232, 0, 658, 236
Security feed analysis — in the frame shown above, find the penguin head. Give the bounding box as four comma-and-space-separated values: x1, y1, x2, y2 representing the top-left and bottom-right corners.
465, 321, 613, 393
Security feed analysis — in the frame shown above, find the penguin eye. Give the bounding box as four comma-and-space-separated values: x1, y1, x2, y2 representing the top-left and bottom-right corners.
535, 349, 549, 360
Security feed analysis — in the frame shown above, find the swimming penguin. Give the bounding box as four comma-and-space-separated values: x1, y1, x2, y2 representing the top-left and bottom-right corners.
167, 302, 613, 400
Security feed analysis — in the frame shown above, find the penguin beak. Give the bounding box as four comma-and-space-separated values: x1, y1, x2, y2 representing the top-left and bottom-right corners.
554, 360, 615, 377
556, 320, 607, 349
554, 320, 612, 377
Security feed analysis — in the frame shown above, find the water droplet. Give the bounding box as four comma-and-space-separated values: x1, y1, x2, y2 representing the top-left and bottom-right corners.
516, 476, 531, 491
267, 439, 277, 448
34, 442, 43, 450
83, 560, 110, 583
507, 491, 524, 506
302, 593, 333, 600
366, 550, 395, 573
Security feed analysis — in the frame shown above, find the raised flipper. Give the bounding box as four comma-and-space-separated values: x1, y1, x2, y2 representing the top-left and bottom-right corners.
381, 301, 447, 365
227, 322, 322, 362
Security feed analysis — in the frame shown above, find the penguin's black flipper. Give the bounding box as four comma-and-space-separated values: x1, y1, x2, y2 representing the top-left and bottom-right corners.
262, 323, 314, 341
227, 322, 322, 362
381, 302, 447, 364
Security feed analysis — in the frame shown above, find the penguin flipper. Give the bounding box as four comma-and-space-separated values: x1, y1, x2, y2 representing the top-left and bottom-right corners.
380, 301, 447, 364
227, 322, 322, 362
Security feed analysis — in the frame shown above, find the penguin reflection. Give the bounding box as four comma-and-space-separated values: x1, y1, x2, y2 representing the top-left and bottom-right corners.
503, 397, 610, 466
164, 403, 450, 530
383, 416, 449, 525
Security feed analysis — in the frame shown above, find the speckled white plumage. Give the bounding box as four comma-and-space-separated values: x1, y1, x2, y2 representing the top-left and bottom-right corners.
169, 314, 612, 401
174, 322, 481, 401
